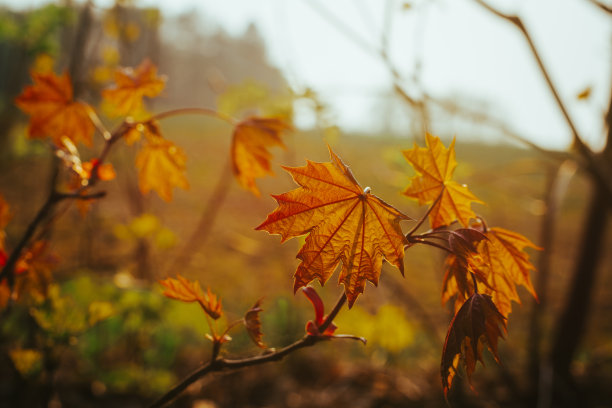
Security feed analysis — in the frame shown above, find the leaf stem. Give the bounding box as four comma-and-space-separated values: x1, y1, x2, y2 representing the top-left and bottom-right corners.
409, 238, 453, 254
405, 188, 444, 238
147, 107, 236, 125
318, 292, 347, 333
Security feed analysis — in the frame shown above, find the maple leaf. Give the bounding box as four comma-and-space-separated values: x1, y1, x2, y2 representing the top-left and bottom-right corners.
135, 122, 189, 202
403, 133, 482, 228
15, 71, 95, 146
244, 299, 266, 348
231, 117, 291, 196
475, 227, 539, 317
256, 147, 410, 307
102, 58, 166, 117
441, 293, 506, 397
159, 274, 222, 319
442, 226, 539, 318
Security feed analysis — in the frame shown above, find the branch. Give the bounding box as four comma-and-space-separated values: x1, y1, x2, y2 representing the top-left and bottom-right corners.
586, 0, 612, 14
147, 107, 236, 125
150, 292, 351, 408
472, 0, 612, 197
405, 188, 445, 237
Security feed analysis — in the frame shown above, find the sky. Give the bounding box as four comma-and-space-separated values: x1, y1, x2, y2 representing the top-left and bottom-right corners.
3, 0, 611, 150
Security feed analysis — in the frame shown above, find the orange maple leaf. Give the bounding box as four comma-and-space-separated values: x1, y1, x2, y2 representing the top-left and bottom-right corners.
159, 274, 222, 320
441, 293, 506, 397
15, 71, 95, 146
135, 121, 189, 202
231, 117, 291, 196
102, 58, 166, 117
244, 299, 266, 348
403, 133, 482, 228
442, 226, 539, 318
257, 147, 410, 307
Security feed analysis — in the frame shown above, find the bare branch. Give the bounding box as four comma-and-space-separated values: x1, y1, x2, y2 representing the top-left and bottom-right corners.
586, 0, 612, 14
472, 0, 612, 197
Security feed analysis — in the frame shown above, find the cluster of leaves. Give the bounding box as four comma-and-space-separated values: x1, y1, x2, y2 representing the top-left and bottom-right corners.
254, 133, 539, 396
1, 58, 292, 390
3, 54, 539, 403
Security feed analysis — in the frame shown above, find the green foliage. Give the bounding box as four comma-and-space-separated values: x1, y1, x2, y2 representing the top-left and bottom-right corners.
0, 4, 73, 57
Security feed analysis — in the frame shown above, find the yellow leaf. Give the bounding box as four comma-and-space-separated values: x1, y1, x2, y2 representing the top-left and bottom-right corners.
403, 133, 482, 228
135, 123, 189, 202
159, 275, 222, 320
442, 226, 539, 318
102, 58, 166, 117
231, 117, 291, 196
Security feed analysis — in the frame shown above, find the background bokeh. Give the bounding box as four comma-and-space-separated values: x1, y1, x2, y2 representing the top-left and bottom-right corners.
0, 1, 610, 407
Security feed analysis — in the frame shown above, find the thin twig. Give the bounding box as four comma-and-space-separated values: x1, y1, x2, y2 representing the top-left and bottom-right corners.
472, 0, 612, 197
585, 0, 612, 14
150, 292, 353, 408
148, 107, 236, 125
405, 188, 445, 237
409, 238, 453, 254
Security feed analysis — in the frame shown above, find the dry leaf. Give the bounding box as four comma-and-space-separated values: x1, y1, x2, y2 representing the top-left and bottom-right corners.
244, 299, 266, 348
257, 147, 410, 307
403, 133, 482, 228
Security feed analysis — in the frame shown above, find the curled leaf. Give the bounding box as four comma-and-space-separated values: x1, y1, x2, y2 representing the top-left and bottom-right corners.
231, 117, 291, 196
441, 293, 506, 397
302, 287, 336, 336
403, 133, 482, 228
257, 147, 410, 307
159, 274, 222, 319
244, 298, 266, 348
15, 71, 94, 146
102, 58, 166, 117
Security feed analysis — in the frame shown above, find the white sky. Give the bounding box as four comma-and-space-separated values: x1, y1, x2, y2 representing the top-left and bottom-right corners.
3, 0, 611, 150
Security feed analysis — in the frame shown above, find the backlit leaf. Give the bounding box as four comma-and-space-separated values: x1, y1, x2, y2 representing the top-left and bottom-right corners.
403, 133, 482, 228
135, 122, 189, 202
257, 147, 410, 307
15, 71, 94, 146
159, 274, 222, 320
102, 58, 166, 117
476, 227, 539, 317
231, 117, 291, 196
442, 226, 539, 317
441, 293, 506, 397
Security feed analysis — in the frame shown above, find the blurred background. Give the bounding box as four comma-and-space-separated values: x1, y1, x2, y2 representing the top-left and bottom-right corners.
0, 0, 610, 407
